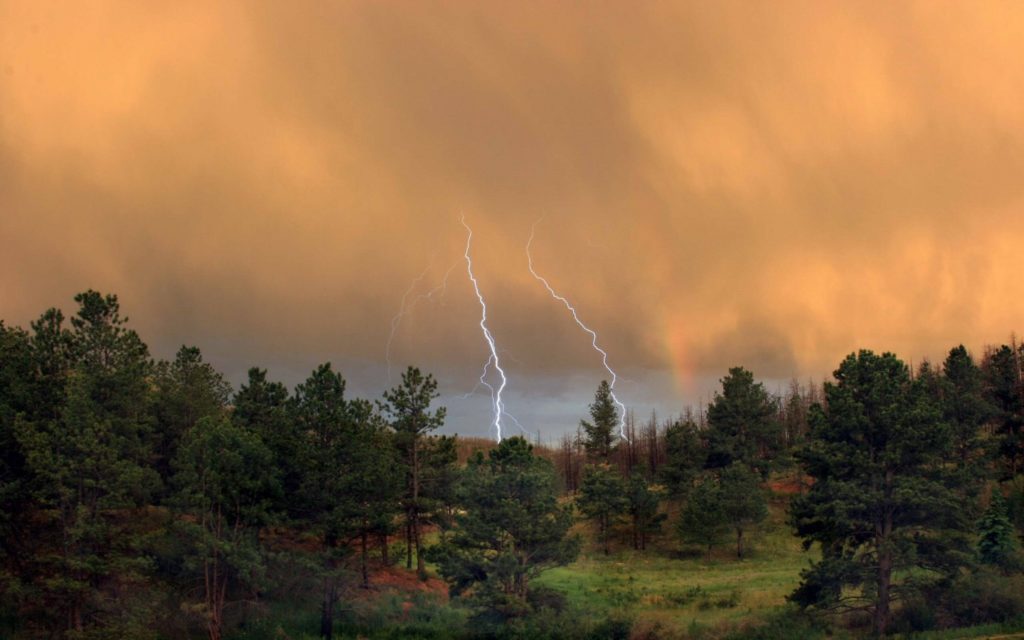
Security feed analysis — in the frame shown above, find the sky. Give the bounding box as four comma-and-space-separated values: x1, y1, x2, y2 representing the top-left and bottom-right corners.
3, 1, 1024, 439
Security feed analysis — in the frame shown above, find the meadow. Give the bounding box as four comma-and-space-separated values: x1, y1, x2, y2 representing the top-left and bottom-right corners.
225, 491, 1024, 640
535, 496, 809, 636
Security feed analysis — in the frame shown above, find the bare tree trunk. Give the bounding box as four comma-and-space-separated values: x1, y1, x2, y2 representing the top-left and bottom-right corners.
874, 473, 895, 637
405, 515, 413, 570
213, 574, 227, 640
560, 434, 575, 493
361, 529, 370, 589
320, 577, 336, 640
412, 438, 425, 577
874, 552, 892, 637
208, 507, 224, 640
379, 530, 390, 566
414, 515, 425, 577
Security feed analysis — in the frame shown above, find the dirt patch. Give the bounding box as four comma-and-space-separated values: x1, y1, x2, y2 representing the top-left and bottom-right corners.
364, 566, 449, 601
768, 477, 808, 495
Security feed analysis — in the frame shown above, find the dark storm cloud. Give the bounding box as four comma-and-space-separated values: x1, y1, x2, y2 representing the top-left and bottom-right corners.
3, 1, 1024, 432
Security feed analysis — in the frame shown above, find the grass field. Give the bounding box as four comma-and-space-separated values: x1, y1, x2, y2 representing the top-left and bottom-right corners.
534, 495, 813, 636
227, 491, 1024, 639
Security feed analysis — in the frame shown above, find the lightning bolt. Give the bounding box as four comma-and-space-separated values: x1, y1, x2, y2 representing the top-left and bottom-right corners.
461, 215, 509, 442
385, 259, 460, 385
462, 359, 537, 439
455, 355, 536, 439
501, 410, 537, 440
423, 260, 461, 302
527, 219, 629, 441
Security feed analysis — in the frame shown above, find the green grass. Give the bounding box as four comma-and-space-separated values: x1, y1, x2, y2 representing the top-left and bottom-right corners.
892, 622, 1024, 639
227, 496, 1024, 639
535, 498, 813, 635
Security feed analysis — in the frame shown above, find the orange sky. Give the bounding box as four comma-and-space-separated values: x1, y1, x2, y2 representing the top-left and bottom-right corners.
3, 1, 1024, 436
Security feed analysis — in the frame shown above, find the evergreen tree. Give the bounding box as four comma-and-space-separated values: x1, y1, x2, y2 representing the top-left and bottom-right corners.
719, 463, 767, 559
577, 464, 627, 555
0, 322, 34, 604
289, 363, 353, 638
790, 350, 971, 636
706, 367, 780, 475
978, 490, 1019, 569
172, 416, 277, 640
379, 366, 446, 578
428, 437, 578, 619
626, 474, 665, 551
982, 345, 1024, 478
421, 434, 460, 542
343, 405, 402, 590
151, 346, 231, 486
678, 474, 728, 561
660, 418, 706, 501
15, 292, 160, 637
943, 346, 991, 470
28, 307, 74, 423
232, 367, 298, 516
580, 380, 618, 462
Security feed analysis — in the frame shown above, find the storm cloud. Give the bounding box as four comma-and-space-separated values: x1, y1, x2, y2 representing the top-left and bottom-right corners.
3, 1, 1024, 436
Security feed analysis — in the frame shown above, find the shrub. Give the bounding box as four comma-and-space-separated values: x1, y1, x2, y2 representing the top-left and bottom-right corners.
526, 585, 568, 613
930, 569, 1024, 628
466, 606, 633, 640
721, 607, 826, 640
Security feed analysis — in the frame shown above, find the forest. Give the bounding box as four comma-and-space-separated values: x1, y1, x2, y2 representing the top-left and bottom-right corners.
3, 290, 1024, 639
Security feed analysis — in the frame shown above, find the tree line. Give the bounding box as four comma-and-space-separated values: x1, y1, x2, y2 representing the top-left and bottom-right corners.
2, 291, 1024, 638
0, 291, 464, 639
559, 344, 1024, 636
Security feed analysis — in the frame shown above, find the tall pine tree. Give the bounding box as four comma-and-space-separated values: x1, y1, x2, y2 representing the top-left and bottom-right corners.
379, 366, 446, 578
790, 350, 971, 636
581, 381, 618, 462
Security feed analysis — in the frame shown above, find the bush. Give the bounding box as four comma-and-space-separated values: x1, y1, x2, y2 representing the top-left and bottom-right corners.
890, 596, 938, 634
466, 606, 633, 640
722, 607, 826, 640
586, 613, 633, 640
526, 585, 568, 613
929, 569, 1024, 628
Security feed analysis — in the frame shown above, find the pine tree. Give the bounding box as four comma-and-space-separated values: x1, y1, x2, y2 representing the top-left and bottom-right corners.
978, 490, 1019, 569
581, 380, 618, 462
328, 398, 402, 591
626, 474, 665, 551
0, 322, 34, 604
577, 464, 627, 555
421, 434, 460, 542
942, 346, 991, 474
983, 345, 1024, 478
152, 346, 232, 487
719, 463, 767, 559
379, 366, 446, 578
678, 474, 728, 561
706, 367, 780, 475
790, 350, 972, 636
660, 418, 705, 501
172, 416, 277, 640
233, 367, 299, 517
15, 292, 160, 636
427, 437, 578, 619
289, 363, 355, 638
